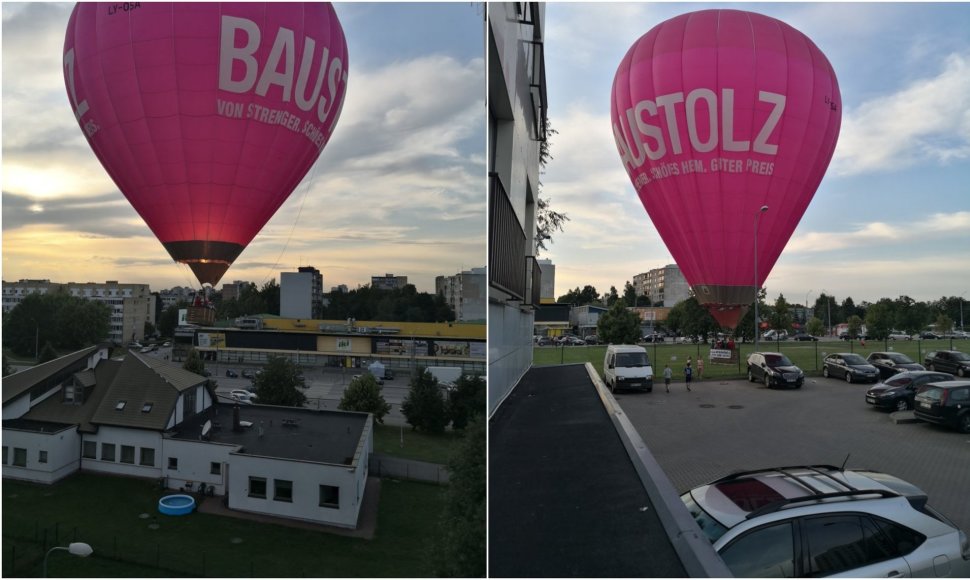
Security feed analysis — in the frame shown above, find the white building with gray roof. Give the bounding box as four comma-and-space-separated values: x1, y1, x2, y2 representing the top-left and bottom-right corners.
2, 346, 373, 529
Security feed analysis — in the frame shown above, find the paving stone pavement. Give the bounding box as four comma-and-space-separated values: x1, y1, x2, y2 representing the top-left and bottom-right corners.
615, 376, 970, 532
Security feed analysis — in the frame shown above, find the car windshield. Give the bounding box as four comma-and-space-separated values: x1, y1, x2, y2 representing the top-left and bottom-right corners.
764, 354, 793, 366
616, 352, 649, 367
842, 354, 868, 365
951, 352, 970, 362
884, 375, 913, 387
887, 353, 914, 363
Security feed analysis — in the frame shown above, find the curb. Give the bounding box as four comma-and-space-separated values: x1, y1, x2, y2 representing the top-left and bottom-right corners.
890, 410, 920, 424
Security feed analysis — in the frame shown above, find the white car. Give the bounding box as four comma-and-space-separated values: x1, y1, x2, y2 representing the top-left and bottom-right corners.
889, 331, 912, 340
230, 390, 256, 404
681, 465, 970, 577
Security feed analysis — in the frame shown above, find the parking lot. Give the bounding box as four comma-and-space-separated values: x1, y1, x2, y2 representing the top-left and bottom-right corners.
615, 375, 970, 532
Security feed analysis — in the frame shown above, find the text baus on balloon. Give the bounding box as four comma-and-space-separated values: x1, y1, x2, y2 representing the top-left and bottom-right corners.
614, 88, 786, 173
219, 15, 347, 131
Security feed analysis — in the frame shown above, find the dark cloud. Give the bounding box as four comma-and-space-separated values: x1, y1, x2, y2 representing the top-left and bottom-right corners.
1, 190, 149, 239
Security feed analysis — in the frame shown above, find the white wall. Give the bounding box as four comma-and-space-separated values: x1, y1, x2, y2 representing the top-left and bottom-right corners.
280, 272, 313, 319
2, 396, 31, 420
81, 426, 162, 480
227, 453, 365, 529
161, 438, 237, 495
488, 302, 535, 414
2, 426, 80, 484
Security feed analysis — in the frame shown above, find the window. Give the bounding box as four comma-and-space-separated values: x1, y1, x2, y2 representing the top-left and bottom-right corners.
952, 388, 969, 402
39, 450, 48, 464
168, 457, 178, 470
869, 516, 925, 556
115, 400, 127, 411
82, 441, 97, 459
249, 477, 267, 499
101, 443, 116, 462
142, 402, 154, 413
183, 388, 197, 417
1, 446, 7, 465
319, 484, 340, 508
13, 447, 27, 467
803, 515, 871, 577
120, 445, 135, 464
274, 479, 293, 502
720, 521, 795, 578
139, 448, 155, 467
210, 462, 221, 475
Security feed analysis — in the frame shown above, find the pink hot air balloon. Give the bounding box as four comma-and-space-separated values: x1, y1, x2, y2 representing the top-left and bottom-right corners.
64, 2, 348, 286
611, 9, 841, 329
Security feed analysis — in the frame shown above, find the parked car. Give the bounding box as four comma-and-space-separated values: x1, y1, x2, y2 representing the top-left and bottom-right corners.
241, 369, 255, 379
642, 333, 665, 343
888, 331, 912, 341
584, 334, 600, 345
202, 369, 212, 377
865, 371, 955, 412
924, 350, 970, 378
866, 351, 925, 379
230, 389, 257, 401
230, 391, 254, 405
792, 333, 818, 341
225, 369, 238, 378
920, 331, 943, 340
562, 336, 586, 346
746, 352, 804, 388
762, 329, 788, 341
914, 380, 970, 433
822, 352, 880, 383
603, 344, 653, 393
536, 337, 554, 347
680, 465, 970, 578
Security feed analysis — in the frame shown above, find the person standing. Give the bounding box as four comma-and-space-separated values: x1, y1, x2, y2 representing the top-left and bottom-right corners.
684, 361, 693, 391
697, 357, 705, 380
664, 364, 673, 393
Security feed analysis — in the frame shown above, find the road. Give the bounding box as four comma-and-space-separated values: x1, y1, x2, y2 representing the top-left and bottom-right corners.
615, 375, 970, 532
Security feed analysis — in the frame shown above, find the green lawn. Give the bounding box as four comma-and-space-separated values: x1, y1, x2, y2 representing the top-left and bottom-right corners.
372, 423, 460, 464
2, 473, 444, 577
534, 339, 970, 381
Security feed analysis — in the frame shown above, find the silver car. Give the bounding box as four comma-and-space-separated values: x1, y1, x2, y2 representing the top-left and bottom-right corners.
681, 465, 970, 577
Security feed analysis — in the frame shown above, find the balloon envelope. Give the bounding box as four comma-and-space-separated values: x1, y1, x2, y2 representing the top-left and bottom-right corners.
611, 9, 840, 328
64, 2, 348, 286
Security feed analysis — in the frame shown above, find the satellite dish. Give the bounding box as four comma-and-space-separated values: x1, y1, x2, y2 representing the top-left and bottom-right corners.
202, 420, 212, 438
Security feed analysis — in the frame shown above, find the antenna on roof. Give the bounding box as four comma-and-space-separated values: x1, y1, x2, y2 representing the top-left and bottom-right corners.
201, 420, 212, 439
840, 453, 851, 471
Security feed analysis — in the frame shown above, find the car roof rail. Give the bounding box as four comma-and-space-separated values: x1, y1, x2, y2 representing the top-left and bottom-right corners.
745, 489, 901, 520
712, 464, 844, 485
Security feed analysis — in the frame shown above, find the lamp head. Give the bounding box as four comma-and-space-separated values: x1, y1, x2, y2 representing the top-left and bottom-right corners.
67, 543, 93, 557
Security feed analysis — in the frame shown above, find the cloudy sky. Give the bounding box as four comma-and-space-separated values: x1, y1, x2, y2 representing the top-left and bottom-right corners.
2, 2, 485, 293
540, 2, 970, 306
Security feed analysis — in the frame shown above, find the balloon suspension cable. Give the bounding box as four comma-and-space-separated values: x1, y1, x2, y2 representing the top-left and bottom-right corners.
263, 158, 320, 287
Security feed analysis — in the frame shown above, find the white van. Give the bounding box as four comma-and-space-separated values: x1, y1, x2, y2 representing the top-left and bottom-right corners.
603, 345, 653, 393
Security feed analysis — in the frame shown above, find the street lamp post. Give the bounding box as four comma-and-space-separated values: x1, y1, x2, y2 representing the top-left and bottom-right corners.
805, 289, 813, 328
960, 291, 967, 332
43, 542, 93, 577
753, 205, 769, 350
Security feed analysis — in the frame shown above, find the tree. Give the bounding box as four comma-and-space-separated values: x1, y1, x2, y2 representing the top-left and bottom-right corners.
37, 342, 59, 364
556, 285, 599, 306
842, 297, 862, 321
157, 302, 187, 337
770, 294, 793, 332
401, 367, 447, 433
433, 416, 485, 577
253, 356, 307, 407
606, 286, 620, 307
535, 122, 569, 255
865, 301, 894, 340
935, 313, 954, 336
144, 321, 156, 339
447, 373, 486, 430
339, 374, 392, 424
806, 317, 825, 337
182, 348, 207, 376
814, 293, 839, 335
623, 281, 638, 307
597, 301, 641, 344
847, 315, 864, 339
2, 293, 109, 357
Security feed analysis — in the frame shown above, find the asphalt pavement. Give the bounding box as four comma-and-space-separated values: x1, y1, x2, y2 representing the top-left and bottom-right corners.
614, 375, 970, 532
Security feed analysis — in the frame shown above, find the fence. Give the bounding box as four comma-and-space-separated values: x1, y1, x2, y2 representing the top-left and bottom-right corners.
369, 454, 450, 485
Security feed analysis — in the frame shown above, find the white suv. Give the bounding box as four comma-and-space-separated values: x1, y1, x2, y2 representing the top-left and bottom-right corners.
681, 465, 970, 577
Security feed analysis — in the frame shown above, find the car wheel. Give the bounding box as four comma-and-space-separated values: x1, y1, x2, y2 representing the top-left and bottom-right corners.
747, 369, 754, 382
845, 372, 853, 384
895, 399, 909, 412
764, 374, 771, 388
928, 364, 935, 372
823, 366, 830, 378
959, 414, 970, 434
958, 368, 966, 378
610, 380, 616, 394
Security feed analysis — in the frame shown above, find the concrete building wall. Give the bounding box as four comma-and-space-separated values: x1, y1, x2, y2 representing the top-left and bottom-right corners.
488, 3, 545, 416
633, 265, 690, 307
160, 438, 237, 495
538, 259, 556, 302
281, 272, 313, 319
2, 427, 80, 484
81, 426, 163, 480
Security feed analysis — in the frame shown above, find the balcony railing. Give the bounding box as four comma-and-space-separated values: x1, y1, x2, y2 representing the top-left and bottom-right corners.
489, 173, 526, 300
526, 255, 542, 307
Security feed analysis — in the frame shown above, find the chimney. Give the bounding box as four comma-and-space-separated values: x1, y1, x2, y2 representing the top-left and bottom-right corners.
233, 404, 241, 432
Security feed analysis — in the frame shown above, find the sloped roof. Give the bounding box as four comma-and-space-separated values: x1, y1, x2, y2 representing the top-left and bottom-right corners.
90, 351, 207, 431
24, 360, 122, 433
2, 346, 100, 405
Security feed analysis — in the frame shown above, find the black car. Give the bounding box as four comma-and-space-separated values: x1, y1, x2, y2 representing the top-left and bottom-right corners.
225, 369, 238, 378
866, 351, 925, 379
822, 353, 880, 383
919, 331, 942, 340
924, 350, 970, 378
746, 352, 804, 388
584, 335, 600, 345
642, 333, 665, 343
792, 333, 818, 341
865, 371, 954, 412
914, 380, 970, 433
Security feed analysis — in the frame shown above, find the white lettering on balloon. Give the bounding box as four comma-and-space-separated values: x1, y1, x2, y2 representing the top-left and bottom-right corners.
614, 88, 786, 179
218, 15, 347, 131
216, 99, 330, 149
